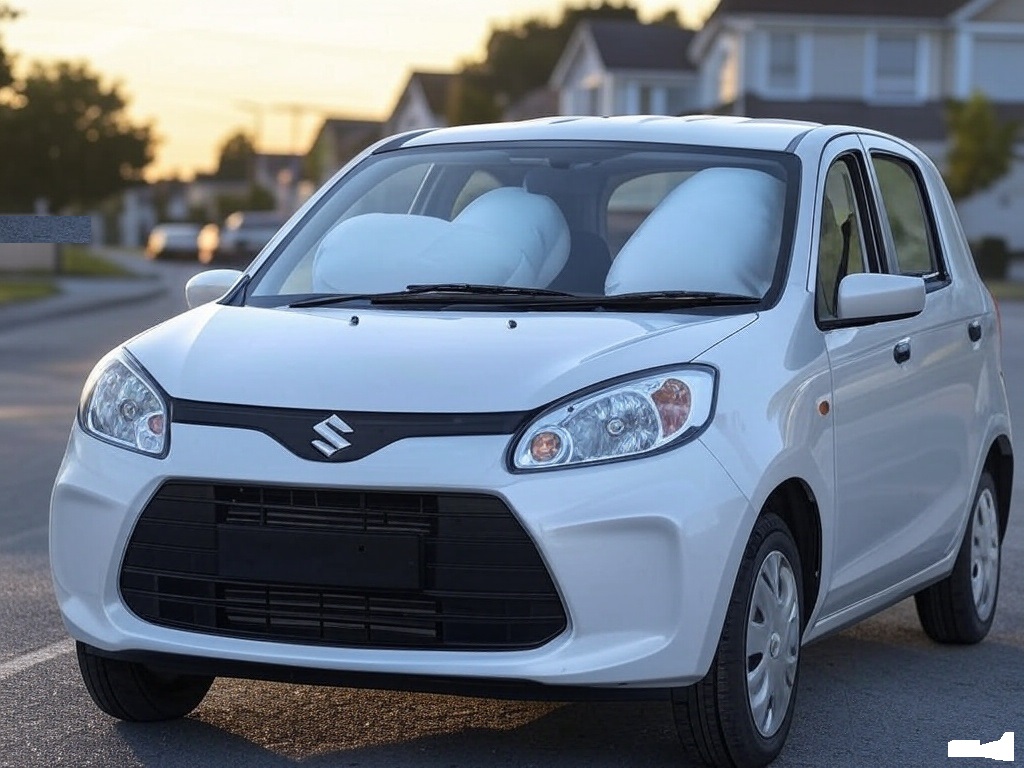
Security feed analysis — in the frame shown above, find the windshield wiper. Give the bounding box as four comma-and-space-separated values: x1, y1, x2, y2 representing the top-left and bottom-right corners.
403, 283, 574, 297
590, 290, 761, 306
288, 283, 574, 308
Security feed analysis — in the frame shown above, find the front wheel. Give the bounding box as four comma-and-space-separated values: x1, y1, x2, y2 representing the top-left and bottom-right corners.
915, 471, 1001, 644
672, 512, 803, 768
76, 642, 214, 721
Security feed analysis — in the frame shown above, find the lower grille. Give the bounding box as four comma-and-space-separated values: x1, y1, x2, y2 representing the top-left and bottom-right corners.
119, 482, 567, 650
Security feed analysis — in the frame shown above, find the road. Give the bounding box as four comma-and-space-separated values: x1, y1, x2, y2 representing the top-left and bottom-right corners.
1, 257, 1022, 767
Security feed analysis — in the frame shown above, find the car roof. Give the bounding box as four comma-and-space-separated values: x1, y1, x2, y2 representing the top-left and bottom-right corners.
396, 115, 850, 154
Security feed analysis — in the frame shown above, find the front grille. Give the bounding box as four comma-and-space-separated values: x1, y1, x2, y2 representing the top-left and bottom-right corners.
119, 482, 567, 650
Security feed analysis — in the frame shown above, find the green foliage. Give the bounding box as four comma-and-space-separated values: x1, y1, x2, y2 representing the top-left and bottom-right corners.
215, 130, 256, 181
0, 3, 19, 90
214, 185, 274, 220
0, 60, 154, 212
944, 91, 1018, 201
971, 236, 1011, 280
449, 2, 646, 125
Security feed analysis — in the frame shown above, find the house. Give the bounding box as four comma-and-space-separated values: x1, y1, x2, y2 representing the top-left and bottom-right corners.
549, 19, 700, 116
384, 71, 458, 135
305, 117, 382, 187
691, 0, 1024, 247
503, 87, 559, 122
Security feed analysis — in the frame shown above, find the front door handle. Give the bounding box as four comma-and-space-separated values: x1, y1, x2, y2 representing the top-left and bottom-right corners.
893, 340, 911, 365
968, 320, 982, 342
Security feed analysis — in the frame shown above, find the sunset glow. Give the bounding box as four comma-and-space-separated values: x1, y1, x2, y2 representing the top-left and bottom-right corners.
4, 0, 718, 178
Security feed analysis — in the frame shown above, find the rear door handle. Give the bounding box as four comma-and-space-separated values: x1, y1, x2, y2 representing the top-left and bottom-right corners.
893, 340, 911, 365
968, 320, 982, 342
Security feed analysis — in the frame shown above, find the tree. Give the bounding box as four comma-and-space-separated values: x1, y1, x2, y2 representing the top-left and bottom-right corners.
449, 2, 646, 125
214, 130, 256, 181
944, 91, 1018, 200
0, 3, 18, 90
0, 61, 154, 212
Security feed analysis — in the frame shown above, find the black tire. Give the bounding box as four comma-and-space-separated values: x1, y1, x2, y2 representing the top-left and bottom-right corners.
76, 642, 214, 722
672, 512, 804, 768
915, 472, 1001, 644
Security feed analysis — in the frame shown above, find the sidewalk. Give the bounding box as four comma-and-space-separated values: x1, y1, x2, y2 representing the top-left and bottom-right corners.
0, 251, 167, 332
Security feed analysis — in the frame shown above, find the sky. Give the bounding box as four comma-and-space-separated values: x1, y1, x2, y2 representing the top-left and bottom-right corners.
3, 0, 717, 179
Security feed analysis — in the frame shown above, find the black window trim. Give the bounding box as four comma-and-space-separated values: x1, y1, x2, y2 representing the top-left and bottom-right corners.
867, 150, 951, 293
815, 149, 886, 330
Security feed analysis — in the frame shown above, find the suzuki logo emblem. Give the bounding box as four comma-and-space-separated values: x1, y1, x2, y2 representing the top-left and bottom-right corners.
312, 414, 353, 457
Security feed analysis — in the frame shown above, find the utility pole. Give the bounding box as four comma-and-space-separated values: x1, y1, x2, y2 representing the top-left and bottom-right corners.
234, 100, 266, 152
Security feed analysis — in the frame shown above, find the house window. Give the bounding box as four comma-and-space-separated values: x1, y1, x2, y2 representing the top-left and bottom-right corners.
875, 35, 919, 100
666, 85, 692, 114
767, 32, 799, 92
638, 85, 654, 113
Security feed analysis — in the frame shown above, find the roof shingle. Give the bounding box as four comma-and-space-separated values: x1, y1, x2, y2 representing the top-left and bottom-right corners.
585, 20, 696, 72
710, 0, 970, 19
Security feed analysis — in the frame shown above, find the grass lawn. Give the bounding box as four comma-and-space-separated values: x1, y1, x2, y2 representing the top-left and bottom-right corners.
985, 280, 1024, 302
59, 246, 132, 278
0, 279, 57, 304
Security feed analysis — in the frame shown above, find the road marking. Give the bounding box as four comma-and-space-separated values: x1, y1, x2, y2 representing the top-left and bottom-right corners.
0, 639, 74, 681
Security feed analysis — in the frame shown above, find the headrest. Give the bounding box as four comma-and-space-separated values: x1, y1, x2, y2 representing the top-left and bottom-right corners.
604, 167, 786, 297
311, 188, 570, 293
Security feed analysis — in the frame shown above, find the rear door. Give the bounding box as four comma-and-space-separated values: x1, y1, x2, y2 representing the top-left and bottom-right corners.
860, 134, 982, 566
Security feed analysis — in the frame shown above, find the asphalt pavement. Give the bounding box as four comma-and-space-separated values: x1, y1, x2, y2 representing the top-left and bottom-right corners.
1, 259, 1022, 767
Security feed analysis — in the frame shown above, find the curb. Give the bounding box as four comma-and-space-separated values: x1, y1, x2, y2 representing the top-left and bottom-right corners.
0, 279, 169, 333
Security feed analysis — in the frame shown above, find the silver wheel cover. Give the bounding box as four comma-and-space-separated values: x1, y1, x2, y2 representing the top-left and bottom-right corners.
746, 550, 800, 738
971, 487, 1000, 622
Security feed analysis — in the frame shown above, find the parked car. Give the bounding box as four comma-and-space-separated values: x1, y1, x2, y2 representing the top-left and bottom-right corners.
52, 117, 1012, 768
144, 223, 201, 260
196, 210, 287, 264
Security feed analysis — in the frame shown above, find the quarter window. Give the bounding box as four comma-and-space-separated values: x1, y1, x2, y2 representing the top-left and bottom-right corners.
817, 158, 870, 321
872, 155, 940, 277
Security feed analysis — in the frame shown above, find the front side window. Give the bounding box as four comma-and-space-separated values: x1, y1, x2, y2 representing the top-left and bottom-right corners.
872, 154, 940, 277
817, 157, 870, 321
248, 142, 797, 308
875, 34, 918, 100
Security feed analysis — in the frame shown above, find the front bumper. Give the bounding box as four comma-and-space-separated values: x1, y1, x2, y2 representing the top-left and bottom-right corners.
51, 423, 753, 689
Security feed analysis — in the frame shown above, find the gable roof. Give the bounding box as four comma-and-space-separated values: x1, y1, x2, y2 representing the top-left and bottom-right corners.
316, 117, 380, 150
709, 0, 970, 18
585, 19, 696, 72
411, 71, 457, 118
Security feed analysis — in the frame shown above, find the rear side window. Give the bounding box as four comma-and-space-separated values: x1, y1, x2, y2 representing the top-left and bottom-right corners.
871, 155, 942, 278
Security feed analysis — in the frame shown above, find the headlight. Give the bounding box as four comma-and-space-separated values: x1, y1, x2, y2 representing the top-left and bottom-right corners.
79, 350, 168, 457
511, 366, 716, 471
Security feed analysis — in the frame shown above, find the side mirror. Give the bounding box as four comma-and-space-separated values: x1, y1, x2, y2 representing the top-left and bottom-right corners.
185, 269, 244, 309
836, 273, 926, 323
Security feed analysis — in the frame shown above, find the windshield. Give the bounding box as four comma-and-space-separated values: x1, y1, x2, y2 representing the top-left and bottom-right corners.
247, 141, 798, 309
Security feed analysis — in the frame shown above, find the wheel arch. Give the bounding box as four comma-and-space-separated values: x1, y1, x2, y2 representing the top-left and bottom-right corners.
762, 478, 822, 629
984, 435, 1013, 541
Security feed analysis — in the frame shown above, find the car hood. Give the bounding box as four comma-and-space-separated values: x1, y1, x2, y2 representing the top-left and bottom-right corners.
127, 304, 756, 412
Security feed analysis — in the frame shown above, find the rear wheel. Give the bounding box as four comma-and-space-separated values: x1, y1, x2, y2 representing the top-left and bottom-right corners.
672, 512, 803, 768
76, 642, 214, 721
915, 472, 1001, 644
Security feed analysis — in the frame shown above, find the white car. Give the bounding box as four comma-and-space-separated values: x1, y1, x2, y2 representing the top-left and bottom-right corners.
196, 211, 288, 265
145, 223, 201, 260
51, 116, 1013, 768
